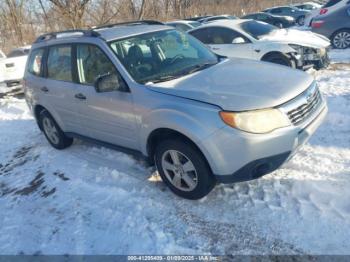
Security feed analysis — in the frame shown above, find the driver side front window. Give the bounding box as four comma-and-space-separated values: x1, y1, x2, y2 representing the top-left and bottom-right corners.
76, 44, 117, 86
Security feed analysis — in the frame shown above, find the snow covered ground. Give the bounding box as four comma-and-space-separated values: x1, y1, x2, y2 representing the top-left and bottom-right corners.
0, 51, 350, 255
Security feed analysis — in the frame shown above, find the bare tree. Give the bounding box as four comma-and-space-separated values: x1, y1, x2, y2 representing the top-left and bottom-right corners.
47, 0, 90, 29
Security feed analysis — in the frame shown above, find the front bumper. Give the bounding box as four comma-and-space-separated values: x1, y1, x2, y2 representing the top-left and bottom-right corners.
294, 47, 330, 70
200, 94, 327, 184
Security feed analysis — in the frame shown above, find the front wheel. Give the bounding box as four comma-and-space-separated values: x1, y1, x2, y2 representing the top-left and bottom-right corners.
39, 110, 73, 149
262, 53, 293, 68
155, 139, 216, 200
331, 29, 350, 49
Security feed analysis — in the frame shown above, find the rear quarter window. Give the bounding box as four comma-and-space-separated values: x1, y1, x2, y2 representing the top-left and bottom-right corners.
27, 48, 45, 77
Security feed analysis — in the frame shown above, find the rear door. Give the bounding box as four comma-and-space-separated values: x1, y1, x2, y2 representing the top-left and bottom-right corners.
72, 43, 139, 150
43, 44, 83, 133
205, 27, 255, 59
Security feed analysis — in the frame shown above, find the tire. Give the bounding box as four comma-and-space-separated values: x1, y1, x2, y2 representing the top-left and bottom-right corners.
155, 139, 216, 200
331, 29, 350, 49
297, 16, 305, 26
273, 22, 283, 28
39, 110, 73, 150
262, 53, 293, 68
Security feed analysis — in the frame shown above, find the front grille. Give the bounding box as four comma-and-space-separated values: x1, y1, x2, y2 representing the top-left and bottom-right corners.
286, 85, 322, 125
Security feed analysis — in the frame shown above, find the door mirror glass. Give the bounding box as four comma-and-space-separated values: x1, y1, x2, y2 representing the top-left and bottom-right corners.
232, 37, 246, 44
94, 73, 127, 93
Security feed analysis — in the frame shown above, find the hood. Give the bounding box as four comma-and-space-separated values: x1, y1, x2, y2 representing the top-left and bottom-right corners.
260, 28, 330, 48
147, 58, 314, 111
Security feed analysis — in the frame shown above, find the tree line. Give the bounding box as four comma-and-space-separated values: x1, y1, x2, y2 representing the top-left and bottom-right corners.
0, 0, 301, 53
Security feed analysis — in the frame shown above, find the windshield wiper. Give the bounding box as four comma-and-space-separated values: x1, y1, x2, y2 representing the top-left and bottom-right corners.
147, 75, 181, 84
186, 62, 216, 75
144, 62, 217, 84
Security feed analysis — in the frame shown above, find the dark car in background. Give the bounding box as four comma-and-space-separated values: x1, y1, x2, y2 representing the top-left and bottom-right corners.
263, 6, 310, 25
241, 12, 295, 28
198, 15, 237, 23
312, 4, 350, 48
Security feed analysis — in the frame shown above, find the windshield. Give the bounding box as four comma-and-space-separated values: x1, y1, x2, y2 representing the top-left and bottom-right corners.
239, 20, 278, 39
109, 29, 218, 84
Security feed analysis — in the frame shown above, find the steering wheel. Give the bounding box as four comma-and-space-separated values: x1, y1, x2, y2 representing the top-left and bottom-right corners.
170, 54, 185, 64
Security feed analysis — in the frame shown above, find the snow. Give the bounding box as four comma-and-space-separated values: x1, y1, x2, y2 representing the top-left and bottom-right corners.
0, 51, 350, 255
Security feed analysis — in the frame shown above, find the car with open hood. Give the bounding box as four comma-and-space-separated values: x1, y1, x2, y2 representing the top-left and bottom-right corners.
24, 21, 327, 199
189, 19, 330, 70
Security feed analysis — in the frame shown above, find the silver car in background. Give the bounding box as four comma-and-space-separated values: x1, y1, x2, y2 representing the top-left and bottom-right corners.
24, 21, 327, 199
311, 3, 350, 48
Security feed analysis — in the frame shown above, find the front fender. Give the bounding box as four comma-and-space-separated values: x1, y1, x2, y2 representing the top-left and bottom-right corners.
139, 103, 224, 156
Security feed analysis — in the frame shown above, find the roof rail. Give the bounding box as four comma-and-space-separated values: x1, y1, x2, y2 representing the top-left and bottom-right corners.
93, 20, 164, 30
34, 29, 100, 43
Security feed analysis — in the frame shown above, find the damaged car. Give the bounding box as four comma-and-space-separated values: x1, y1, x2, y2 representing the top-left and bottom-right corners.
189, 19, 330, 70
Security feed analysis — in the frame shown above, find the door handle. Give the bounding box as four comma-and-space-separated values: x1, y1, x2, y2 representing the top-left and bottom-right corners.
74, 93, 86, 100
41, 86, 49, 92
211, 47, 220, 51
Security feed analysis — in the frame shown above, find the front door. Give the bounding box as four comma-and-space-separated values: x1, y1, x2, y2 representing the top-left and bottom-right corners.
73, 43, 139, 150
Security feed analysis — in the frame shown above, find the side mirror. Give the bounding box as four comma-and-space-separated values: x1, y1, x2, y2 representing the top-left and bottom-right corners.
232, 37, 246, 44
94, 72, 128, 93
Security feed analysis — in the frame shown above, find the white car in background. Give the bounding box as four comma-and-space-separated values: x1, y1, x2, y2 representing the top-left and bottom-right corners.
2, 45, 31, 87
304, 0, 350, 26
189, 19, 330, 70
166, 20, 201, 31
0, 50, 6, 83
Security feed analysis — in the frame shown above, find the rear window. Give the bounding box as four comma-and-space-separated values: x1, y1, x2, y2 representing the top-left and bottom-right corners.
7, 49, 29, 58
323, 0, 342, 8
239, 20, 277, 39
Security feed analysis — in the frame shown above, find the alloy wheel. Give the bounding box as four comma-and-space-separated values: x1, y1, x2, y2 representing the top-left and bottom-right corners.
161, 150, 198, 192
42, 117, 60, 145
333, 31, 350, 49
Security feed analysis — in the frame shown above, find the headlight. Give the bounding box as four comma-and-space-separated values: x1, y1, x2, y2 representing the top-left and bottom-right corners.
219, 109, 291, 134
289, 44, 303, 54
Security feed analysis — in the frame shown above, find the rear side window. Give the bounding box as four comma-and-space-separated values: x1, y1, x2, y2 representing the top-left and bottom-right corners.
76, 44, 117, 85
47, 45, 72, 82
27, 48, 44, 76
270, 8, 282, 14
189, 28, 210, 44
206, 27, 238, 44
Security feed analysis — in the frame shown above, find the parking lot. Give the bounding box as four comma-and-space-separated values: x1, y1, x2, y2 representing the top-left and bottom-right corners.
0, 49, 349, 255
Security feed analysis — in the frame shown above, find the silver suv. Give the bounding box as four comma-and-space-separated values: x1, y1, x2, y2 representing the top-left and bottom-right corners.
24, 21, 327, 199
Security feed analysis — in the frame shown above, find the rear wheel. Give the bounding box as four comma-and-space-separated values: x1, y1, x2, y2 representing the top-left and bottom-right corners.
39, 110, 73, 149
297, 15, 305, 26
331, 29, 350, 49
262, 53, 293, 68
155, 139, 216, 200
